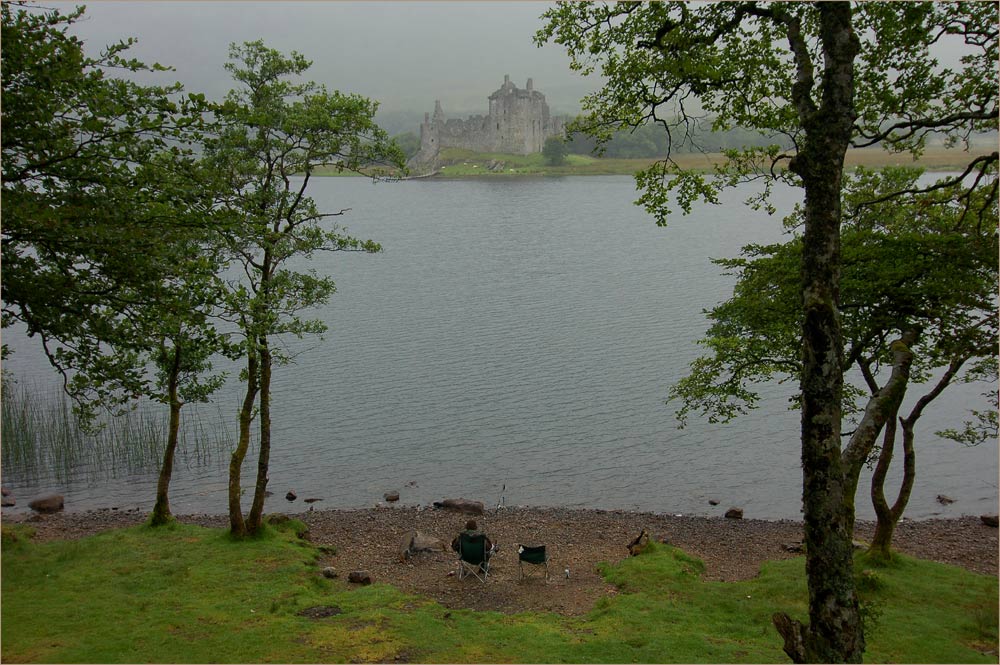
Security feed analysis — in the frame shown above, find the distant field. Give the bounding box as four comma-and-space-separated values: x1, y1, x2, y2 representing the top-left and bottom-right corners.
318, 145, 995, 179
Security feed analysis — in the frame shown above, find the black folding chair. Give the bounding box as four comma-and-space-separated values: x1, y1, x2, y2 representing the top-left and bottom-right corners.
456, 532, 493, 582
517, 544, 549, 581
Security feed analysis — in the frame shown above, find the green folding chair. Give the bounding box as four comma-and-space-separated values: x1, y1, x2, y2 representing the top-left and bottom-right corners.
517, 544, 549, 581
456, 532, 492, 582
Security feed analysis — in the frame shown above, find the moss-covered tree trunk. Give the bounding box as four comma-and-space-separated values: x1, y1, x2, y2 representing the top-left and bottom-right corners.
229, 349, 259, 537
869, 356, 961, 559
150, 344, 183, 527
841, 332, 919, 523
869, 412, 906, 559
773, 4, 865, 663
246, 336, 272, 533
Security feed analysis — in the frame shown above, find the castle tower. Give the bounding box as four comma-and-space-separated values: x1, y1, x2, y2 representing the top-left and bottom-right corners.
408, 75, 569, 169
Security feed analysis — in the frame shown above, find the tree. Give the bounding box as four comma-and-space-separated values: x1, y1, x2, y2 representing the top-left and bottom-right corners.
206, 41, 405, 537
538, 3, 997, 661
672, 166, 998, 559
1, 3, 232, 526
542, 135, 569, 165
392, 131, 422, 159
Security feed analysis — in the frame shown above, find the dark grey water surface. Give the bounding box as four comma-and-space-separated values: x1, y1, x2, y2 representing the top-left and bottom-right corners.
3, 176, 996, 519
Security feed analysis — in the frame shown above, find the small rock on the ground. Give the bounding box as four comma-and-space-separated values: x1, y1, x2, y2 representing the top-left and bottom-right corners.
2, 495, 15, 507
321, 567, 338, 579
980, 515, 999, 528
285, 491, 297, 501
724, 507, 743, 519
29, 494, 64, 514
384, 491, 400, 502
708, 499, 720, 506
348, 570, 372, 585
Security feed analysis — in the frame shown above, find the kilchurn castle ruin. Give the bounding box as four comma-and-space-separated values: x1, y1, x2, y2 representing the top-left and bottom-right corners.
408, 75, 567, 167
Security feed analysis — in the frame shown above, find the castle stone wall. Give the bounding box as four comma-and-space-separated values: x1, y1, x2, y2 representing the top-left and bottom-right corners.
409, 75, 566, 167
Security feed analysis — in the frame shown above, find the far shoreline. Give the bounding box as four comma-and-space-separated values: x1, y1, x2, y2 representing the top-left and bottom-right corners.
324, 145, 996, 179
1, 497, 990, 524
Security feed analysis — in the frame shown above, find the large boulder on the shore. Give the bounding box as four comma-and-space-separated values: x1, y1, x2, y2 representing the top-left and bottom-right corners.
1, 486, 11, 497
348, 570, 372, 585
399, 530, 447, 561
980, 515, 999, 528
28, 494, 64, 514
724, 507, 744, 519
432, 498, 484, 515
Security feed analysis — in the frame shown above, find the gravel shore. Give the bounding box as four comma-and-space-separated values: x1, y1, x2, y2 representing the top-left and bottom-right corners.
6, 506, 997, 615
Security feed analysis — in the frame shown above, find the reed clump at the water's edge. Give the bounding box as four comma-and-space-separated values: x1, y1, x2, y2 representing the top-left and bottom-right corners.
1, 377, 232, 483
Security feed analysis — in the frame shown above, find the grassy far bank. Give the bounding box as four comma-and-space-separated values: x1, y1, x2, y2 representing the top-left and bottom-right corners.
2, 521, 996, 663
319, 145, 996, 179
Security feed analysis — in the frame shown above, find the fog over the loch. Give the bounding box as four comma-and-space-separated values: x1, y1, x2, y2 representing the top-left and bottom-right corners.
68, 1, 599, 134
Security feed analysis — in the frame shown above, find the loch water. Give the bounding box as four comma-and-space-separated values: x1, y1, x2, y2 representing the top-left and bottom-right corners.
2, 176, 996, 520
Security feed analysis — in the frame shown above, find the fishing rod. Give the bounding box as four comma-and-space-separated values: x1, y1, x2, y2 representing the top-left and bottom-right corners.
495, 476, 507, 511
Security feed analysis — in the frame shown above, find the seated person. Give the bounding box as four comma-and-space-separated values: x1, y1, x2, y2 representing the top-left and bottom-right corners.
451, 519, 495, 564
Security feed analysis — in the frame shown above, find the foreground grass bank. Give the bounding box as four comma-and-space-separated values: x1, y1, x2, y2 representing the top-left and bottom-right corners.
2, 521, 996, 663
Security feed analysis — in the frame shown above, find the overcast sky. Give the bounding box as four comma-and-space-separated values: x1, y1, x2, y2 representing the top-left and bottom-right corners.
68, 1, 594, 118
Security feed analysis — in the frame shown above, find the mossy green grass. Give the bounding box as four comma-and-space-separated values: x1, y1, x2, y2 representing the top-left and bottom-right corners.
2, 526, 995, 663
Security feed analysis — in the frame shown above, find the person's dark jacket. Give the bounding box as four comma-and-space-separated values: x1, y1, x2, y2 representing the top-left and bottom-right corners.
451, 529, 493, 553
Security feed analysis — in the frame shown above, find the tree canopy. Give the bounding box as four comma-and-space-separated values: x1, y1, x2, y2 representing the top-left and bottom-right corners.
207, 40, 406, 536
672, 166, 998, 551
1, 2, 216, 406
1, 7, 406, 533
538, 3, 997, 661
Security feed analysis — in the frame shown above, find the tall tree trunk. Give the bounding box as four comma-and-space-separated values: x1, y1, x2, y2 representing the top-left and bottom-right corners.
150, 344, 183, 527
246, 335, 272, 532
773, 4, 864, 663
229, 349, 259, 537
